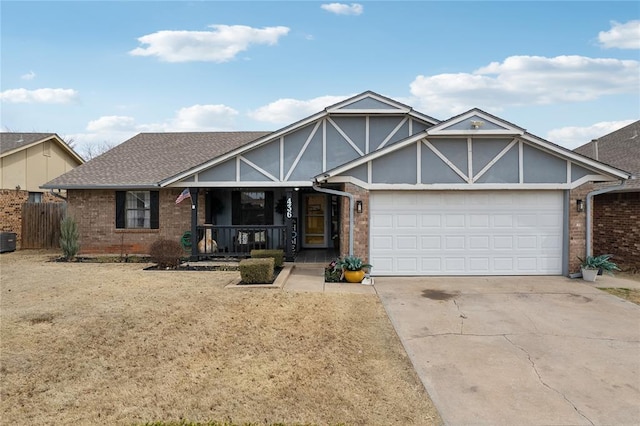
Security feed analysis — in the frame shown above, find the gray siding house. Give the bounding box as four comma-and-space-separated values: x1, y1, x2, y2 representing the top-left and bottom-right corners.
43, 91, 631, 276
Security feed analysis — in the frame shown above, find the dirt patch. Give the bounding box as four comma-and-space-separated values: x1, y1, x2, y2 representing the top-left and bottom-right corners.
598, 288, 640, 305
1, 250, 441, 425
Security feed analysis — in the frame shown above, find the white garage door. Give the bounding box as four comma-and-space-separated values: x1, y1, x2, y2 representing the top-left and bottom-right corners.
370, 191, 564, 276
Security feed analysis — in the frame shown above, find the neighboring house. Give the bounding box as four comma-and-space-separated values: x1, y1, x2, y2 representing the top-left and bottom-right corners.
574, 121, 640, 271
43, 92, 631, 276
1, 133, 84, 248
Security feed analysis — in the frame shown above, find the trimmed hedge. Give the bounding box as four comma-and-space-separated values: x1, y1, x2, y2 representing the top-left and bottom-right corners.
240, 257, 275, 284
149, 238, 184, 268
250, 249, 285, 268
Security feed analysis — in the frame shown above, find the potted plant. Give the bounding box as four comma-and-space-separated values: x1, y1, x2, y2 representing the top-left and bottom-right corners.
578, 255, 620, 282
334, 255, 372, 283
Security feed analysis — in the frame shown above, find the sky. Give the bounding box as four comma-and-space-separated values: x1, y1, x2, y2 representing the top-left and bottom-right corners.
1, 1, 639, 159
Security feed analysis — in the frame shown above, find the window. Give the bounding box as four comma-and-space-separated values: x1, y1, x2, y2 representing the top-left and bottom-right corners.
115, 191, 159, 229
232, 191, 274, 225
28, 192, 42, 203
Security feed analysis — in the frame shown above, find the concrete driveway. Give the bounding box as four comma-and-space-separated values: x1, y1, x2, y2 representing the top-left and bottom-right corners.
374, 276, 640, 426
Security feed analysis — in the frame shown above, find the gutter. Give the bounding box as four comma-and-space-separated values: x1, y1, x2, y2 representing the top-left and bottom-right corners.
312, 181, 354, 256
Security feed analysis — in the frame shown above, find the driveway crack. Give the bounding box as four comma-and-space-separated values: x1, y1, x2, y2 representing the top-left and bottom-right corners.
503, 335, 595, 426
453, 299, 466, 334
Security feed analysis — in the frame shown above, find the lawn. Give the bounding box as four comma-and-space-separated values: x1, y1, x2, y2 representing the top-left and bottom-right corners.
0, 251, 441, 425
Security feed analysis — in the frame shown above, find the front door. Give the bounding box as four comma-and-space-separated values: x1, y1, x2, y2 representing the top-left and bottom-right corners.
302, 194, 327, 248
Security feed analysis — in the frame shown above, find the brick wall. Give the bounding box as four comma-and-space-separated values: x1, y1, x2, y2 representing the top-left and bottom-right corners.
568, 183, 595, 273
339, 183, 370, 263
0, 189, 64, 249
67, 189, 198, 255
593, 192, 640, 271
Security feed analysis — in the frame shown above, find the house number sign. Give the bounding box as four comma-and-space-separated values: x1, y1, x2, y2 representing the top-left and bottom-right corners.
286, 196, 293, 219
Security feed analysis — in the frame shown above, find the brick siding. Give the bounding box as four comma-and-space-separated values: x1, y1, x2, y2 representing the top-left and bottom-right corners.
0, 189, 64, 249
338, 183, 370, 263
593, 192, 640, 271
67, 189, 200, 255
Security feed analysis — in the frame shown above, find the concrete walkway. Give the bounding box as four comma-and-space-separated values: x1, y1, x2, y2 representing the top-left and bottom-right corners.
283, 263, 376, 294
375, 276, 640, 426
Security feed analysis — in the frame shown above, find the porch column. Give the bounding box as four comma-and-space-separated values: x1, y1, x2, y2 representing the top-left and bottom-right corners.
190, 187, 199, 260
285, 189, 293, 261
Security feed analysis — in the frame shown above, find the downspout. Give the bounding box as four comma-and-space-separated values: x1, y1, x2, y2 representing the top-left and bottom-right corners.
312, 181, 354, 256
49, 189, 67, 201
585, 180, 628, 256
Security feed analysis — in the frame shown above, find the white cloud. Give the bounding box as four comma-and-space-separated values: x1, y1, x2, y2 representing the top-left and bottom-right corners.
21, 71, 36, 80
249, 94, 353, 124
86, 116, 137, 132
598, 20, 640, 49
321, 3, 363, 15
0, 88, 78, 104
167, 104, 239, 131
409, 55, 639, 116
129, 24, 290, 63
547, 120, 636, 150
76, 103, 240, 154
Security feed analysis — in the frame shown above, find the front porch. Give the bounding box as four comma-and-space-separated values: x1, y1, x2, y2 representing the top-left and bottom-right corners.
186, 187, 343, 262
192, 222, 338, 264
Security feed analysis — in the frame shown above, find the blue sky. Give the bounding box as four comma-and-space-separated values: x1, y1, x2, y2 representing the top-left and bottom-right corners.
1, 1, 639, 158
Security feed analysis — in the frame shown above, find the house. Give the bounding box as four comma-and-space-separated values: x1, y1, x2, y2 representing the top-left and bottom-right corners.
43, 92, 631, 276
574, 121, 640, 271
1, 133, 84, 248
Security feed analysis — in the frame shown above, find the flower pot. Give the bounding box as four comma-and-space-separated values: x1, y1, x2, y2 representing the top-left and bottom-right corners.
581, 268, 598, 282
344, 269, 365, 283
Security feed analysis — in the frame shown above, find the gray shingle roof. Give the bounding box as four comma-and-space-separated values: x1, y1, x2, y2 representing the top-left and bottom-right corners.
574, 120, 640, 189
43, 132, 269, 189
1, 132, 57, 155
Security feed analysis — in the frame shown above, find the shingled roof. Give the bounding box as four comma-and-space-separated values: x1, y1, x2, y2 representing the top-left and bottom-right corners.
574, 120, 640, 189
42, 132, 269, 189
0, 132, 83, 163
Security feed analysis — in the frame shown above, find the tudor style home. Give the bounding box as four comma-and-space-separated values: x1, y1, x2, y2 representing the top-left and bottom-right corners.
1, 133, 84, 248
574, 120, 640, 270
43, 92, 631, 276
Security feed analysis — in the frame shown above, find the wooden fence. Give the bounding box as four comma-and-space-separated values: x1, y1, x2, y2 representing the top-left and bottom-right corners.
21, 203, 67, 249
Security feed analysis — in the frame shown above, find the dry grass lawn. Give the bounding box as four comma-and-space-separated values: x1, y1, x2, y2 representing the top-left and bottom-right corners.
0, 251, 441, 425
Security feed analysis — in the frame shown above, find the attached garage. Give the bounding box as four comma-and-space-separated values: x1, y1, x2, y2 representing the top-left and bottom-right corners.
370, 190, 564, 276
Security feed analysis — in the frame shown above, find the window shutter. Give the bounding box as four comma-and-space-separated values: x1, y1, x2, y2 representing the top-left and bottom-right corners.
231, 191, 241, 225
150, 191, 159, 229
265, 191, 274, 225
115, 191, 126, 229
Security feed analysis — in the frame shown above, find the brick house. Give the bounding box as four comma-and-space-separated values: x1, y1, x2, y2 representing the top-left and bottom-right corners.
43, 92, 631, 276
574, 121, 640, 271
1, 133, 84, 248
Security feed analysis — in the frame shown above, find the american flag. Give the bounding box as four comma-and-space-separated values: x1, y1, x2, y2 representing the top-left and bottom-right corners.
175, 188, 191, 204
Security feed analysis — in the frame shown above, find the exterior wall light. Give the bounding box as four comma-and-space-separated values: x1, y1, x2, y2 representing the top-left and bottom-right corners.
576, 199, 584, 212
356, 200, 363, 213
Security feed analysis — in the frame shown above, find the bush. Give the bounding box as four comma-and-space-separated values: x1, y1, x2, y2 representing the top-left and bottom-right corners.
240, 257, 275, 284
149, 238, 185, 268
59, 216, 80, 260
250, 249, 284, 268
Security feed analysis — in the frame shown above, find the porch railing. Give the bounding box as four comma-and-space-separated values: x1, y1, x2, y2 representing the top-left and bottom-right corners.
194, 224, 286, 258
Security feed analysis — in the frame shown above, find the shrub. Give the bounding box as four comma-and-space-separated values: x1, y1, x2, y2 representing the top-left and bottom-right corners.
59, 216, 80, 260
149, 238, 184, 269
240, 257, 275, 284
250, 249, 284, 268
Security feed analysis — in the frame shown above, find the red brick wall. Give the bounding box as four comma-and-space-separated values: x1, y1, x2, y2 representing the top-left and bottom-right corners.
0, 189, 64, 249
67, 189, 199, 255
593, 192, 640, 271
339, 183, 370, 263
568, 183, 595, 274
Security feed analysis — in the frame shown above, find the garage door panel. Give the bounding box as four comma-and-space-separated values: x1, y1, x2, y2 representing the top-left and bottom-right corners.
370, 190, 563, 276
